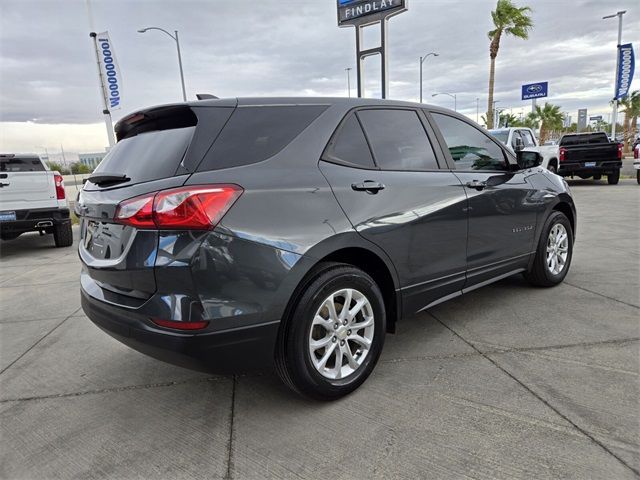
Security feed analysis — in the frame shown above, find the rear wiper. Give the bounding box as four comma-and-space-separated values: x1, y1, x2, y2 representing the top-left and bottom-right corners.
87, 173, 131, 186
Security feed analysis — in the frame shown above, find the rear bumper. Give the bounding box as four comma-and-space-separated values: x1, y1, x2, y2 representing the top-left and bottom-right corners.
558, 160, 622, 177
0, 207, 70, 235
81, 289, 280, 374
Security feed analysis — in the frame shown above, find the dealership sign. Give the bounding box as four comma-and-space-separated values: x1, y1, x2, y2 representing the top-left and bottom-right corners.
96, 31, 122, 110
337, 0, 407, 26
615, 43, 635, 100
521, 82, 548, 101
577, 108, 588, 131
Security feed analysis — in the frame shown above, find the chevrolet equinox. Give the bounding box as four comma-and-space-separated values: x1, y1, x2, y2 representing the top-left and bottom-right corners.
78, 98, 576, 399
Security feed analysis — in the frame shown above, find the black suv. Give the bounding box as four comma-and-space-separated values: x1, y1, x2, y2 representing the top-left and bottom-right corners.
78, 98, 576, 399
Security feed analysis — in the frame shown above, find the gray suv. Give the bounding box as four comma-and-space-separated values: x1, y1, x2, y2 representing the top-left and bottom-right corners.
78, 97, 576, 399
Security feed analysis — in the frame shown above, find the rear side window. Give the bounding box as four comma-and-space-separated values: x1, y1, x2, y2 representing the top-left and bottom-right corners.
0, 157, 45, 172
92, 126, 195, 184
357, 109, 439, 171
323, 114, 375, 168
431, 113, 506, 171
197, 105, 328, 171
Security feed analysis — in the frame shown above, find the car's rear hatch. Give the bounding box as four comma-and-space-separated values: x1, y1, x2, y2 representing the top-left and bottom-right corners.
78, 102, 236, 305
0, 155, 58, 211
561, 134, 619, 164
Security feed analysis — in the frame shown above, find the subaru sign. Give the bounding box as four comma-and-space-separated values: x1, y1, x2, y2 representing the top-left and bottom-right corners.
615, 43, 635, 100
522, 82, 548, 101
96, 31, 122, 110
337, 0, 407, 26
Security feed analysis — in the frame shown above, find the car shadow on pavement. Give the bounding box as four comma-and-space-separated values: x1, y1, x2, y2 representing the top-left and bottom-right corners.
0, 230, 78, 260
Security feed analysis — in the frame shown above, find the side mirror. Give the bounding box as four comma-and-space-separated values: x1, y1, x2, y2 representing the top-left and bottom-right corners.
516, 151, 543, 170
514, 137, 524, 152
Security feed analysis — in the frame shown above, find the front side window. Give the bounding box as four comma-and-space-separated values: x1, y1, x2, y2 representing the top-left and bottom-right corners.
521, 130, 536, 147
324, 114, 375, 168
357, 109, 439, 171
431, 113, 507, 171
511, 130, 523, 150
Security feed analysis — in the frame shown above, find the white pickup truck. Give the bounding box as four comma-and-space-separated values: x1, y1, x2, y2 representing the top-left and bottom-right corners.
0, 154, 73, 247
488, 127, 560, 174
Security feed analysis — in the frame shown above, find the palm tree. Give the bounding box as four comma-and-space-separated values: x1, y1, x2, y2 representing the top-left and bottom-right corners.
521, 112, 539, 130
532, 103, 563, 144
499, 112, 519, 127
618, 90, 640, 154
486, 0, 533, 128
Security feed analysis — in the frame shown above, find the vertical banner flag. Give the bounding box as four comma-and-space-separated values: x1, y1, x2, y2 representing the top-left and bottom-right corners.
616, 43, 634, 100
96, 32, 122, 110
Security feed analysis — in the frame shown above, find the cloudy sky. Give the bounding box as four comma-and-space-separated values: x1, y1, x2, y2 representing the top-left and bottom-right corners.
1, 0, 638, 158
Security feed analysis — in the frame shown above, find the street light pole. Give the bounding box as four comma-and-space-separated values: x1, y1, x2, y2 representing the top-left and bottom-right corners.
174, 30, 187, 102
603, 10, 626, 142
419, 52, 439, 103
432, 92, 456, 111
345, 68, 352, 98
138, 27, 187, 102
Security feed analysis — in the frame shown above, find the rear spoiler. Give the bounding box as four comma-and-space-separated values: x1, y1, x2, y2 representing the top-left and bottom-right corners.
196, 94, 218, 100
115, 105, 197, 141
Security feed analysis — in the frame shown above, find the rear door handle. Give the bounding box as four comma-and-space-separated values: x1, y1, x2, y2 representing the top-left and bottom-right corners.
465, 180, 487, 191
351, 180, 385, 194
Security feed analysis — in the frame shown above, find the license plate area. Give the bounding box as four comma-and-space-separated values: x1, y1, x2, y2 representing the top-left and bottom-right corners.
0, 211, 16, 222
584, 162, 596, 167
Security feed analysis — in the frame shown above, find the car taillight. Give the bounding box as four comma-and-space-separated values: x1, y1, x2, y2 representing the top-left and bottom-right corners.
114, 184, 243, 230
559, 147, 566, 162
152, 319, 209, 330
115, 194, 155, 228
54, 174, 66, 200
617, 143, 623, 160
635, 147, 639, 160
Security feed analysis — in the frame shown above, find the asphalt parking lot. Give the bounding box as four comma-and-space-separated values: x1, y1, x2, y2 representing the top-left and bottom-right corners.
1, 180, 638, 480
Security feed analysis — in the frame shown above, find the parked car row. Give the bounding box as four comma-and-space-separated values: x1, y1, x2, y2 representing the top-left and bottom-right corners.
488, 128, 623, 184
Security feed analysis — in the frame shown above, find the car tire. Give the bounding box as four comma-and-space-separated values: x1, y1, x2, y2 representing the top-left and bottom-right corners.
636, 170, 639, 185
607, 170, 620, 185
547, 163, 557, 174
524, 211, 573, 288
53, 222, 73, 247
275, 262, 386, 400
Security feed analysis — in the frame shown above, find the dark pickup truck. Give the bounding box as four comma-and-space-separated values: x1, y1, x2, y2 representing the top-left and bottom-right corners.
558, 132, 622, 184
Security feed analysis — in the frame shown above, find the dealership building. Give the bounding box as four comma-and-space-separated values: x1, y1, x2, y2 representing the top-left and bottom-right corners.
78, 151, 107, 170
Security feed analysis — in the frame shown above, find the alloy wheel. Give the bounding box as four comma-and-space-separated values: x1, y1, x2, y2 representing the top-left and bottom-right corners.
308, 288, 375, 380
546, 223, 569, 275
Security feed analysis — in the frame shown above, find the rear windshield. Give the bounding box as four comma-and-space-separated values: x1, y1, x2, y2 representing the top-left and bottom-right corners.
196, 105, 328, 171
560, 133, 609, 146
0, 156, 45, 172
91, 126, 195, 185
